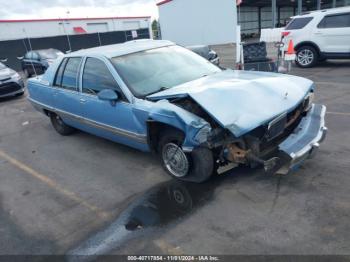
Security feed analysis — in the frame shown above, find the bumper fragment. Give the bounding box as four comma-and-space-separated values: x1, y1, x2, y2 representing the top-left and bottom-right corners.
277, 104, 327, 174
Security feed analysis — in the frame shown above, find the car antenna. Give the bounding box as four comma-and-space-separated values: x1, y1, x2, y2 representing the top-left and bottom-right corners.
22, 28, 38, 77
60, 16, 72, 53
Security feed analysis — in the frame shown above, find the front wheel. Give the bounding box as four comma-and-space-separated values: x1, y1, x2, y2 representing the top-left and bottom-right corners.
158, 129, 214, 183
50, 113, 75, 136
295, 46, 318, 68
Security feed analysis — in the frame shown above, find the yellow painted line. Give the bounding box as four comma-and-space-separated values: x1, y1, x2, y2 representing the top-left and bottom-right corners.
154, 240, 184, 255
0, 149, 110, 219
327, 111, 350, 116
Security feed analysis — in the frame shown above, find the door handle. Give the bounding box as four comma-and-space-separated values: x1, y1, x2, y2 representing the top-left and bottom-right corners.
314, 31, 323, 35
79, 98, 87, 103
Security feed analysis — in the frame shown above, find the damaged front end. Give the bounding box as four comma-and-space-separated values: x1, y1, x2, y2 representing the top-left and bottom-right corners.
172, 95, 327, 175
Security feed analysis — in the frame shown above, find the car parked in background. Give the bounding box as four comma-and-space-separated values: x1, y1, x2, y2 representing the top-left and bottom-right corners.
27, 40, 326, 183
187, 45, 220, 65
0, 62, 24, 98
283, 6, 350, 68
21, 48, 64, 77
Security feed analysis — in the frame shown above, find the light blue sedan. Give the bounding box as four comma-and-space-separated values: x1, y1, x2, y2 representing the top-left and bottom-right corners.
27, 40, 327, 183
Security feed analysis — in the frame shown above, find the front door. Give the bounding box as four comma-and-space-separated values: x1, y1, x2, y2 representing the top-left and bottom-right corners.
79, 57, 146, 147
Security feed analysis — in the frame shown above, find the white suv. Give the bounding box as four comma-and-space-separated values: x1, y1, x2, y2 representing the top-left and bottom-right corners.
283, 6, 350, 68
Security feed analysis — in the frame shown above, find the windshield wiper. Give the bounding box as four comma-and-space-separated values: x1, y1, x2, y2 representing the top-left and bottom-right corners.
147, 86, 171, 96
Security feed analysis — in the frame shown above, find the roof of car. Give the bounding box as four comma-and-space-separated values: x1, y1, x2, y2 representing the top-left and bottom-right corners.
291, 6, 350, 18
67, 39, 175, 58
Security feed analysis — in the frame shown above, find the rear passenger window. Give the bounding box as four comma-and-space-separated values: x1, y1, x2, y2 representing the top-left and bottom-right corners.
58, 57, 81, 91
32, 52, 40, 61
82, 57, 124, 99
318, 13, 350, 28
285, 17, 313, 30
24, 52, 32, 59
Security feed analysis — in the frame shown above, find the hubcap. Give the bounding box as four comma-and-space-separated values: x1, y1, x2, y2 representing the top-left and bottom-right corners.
297, 49, 314, 66
162, 143, 189, 178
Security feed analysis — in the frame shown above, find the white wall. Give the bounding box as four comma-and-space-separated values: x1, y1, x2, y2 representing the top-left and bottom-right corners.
0, 18, 151, 41
158, 0, 237, 46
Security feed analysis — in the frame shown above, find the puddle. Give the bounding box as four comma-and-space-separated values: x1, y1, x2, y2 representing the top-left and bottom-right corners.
67, 178, 222, 258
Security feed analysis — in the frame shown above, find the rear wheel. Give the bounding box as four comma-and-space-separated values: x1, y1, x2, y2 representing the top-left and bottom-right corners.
158, 129, 214, 183
50, 113, 75, 136
295, 46, 318, 68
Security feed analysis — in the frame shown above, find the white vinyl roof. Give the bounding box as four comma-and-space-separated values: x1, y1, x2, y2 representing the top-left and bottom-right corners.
67, 39, 175, 58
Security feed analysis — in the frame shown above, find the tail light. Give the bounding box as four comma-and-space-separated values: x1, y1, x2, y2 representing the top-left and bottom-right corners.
282, 31, 290, 37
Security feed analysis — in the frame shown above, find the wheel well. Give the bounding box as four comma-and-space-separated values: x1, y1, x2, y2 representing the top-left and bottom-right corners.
147, 120, 185, 153
43, 109, 53, 117
295, 42, 321, 56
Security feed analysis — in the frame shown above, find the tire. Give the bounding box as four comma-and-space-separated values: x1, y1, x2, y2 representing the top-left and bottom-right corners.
158, 129, 214, 183
295, 46, 318, 68
50, 113, 75, 136
16, 91, 24, 97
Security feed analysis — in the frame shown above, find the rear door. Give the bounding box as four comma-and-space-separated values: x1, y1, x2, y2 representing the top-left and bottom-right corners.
314, 12, 350, 53
52, 57, 83, 125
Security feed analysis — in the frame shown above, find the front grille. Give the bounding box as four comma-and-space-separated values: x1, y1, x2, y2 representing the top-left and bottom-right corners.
267, 113, 287, 140
259, 101, 306, 153
0, 82, 21, 96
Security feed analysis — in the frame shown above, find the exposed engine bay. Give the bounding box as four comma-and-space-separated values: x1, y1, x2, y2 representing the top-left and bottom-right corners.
170, 92, 314, 172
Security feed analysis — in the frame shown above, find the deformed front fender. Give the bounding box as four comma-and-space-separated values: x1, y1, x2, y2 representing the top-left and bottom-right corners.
143, 99, 211, 150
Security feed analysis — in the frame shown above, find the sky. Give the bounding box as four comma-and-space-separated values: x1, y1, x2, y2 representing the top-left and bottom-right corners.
0, 0, 159, 20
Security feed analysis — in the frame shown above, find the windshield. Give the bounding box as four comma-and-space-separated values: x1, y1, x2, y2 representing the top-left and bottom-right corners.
37, 49, 63, 59
0, 62, 6, 70
111, 45, 221, 97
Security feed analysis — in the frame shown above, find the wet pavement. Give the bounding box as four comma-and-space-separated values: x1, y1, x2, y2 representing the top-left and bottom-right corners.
0, 59, 350, 256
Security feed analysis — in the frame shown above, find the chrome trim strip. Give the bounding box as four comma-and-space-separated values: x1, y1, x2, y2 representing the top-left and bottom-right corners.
28, 97, 147, 144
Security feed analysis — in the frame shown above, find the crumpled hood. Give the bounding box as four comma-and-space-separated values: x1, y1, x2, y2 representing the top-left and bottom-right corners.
147, 70, 314, 137
0, 68, 15, 80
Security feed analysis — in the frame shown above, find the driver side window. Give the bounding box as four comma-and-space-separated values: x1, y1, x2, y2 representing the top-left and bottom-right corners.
82, 57, 126, 101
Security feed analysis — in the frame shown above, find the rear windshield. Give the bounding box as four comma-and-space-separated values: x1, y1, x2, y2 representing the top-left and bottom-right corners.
37, 49, 63, 59
285, 17, 313, 30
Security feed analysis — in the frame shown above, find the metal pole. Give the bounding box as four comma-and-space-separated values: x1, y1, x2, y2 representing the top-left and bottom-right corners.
258, 7, 262, 33
317, 0, 321, 10
333, 0, 336, 8
298, 0, 302, 15
272, 0, 277, 28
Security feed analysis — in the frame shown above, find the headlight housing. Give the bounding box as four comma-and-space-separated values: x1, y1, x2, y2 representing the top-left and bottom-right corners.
11, 72, 22, 81
194, 125, 211, 144
304, 91, 314, 112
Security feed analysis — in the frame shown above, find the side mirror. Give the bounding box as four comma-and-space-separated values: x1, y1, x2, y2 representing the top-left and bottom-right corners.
17, 56, 24, 60
0, 58, 8, 63
97, 89, 119, 106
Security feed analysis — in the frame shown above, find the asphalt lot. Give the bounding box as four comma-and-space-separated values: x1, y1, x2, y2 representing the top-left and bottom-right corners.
0, 59, 350, 257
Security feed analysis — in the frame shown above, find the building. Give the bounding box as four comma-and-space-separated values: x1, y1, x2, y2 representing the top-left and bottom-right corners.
157, 0, 238, 46
238, 0, 350, 36
0, 16, 152, 70
157, 0, 350, 42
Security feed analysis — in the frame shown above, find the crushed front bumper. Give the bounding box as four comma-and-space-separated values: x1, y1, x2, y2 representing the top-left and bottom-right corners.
276, 103, 327, 174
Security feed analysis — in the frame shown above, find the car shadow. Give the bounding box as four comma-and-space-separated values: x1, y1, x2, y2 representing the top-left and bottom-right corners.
66, 166, 266, 259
